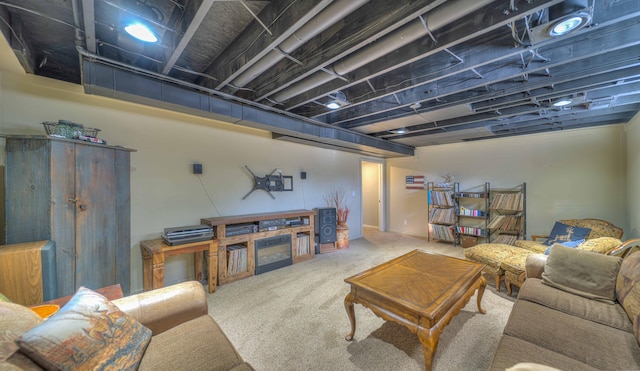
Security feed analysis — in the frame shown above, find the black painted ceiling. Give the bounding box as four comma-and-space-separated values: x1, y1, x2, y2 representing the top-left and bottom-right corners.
1, 0, 639, 157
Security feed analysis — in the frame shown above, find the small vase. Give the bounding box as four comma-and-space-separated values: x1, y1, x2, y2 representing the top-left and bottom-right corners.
336, 224, 349, 249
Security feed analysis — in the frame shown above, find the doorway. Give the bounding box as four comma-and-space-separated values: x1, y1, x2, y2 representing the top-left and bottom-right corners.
361, 159, 384, 232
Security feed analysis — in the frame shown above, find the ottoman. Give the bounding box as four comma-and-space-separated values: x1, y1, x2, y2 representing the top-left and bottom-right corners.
499, 254, 529, 296
464, 244, 532, 292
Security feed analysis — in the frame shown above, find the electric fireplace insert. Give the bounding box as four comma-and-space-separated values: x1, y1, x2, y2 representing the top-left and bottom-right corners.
254, 234, 292, 275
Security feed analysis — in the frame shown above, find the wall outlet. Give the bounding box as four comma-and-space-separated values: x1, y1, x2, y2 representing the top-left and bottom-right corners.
403, 219, 408, 225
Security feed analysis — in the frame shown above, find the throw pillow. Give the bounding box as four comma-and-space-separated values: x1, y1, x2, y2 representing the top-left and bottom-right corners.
577, 237, 622, 254
544, 240, 585, 255
544, 221, 591, 246
542, 244, 622, 304
15, 287, 152, 370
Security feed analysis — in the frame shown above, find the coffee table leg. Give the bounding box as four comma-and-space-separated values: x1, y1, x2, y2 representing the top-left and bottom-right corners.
477, 275, 487, 314
344, 292, 356, 341
418, 327, 438, 371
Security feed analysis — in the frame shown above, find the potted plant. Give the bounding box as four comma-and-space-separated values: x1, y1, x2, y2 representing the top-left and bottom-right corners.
324, 186, 350, 249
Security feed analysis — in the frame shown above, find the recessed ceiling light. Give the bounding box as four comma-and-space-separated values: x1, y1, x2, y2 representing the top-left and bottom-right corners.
326, 102, 341, 110
553, 98, 573, 107
325, 91, 349, 110
547, 12, 592, 37
393, 128, 408, 134
124, 23, 158, 43
409, 102, 421, 110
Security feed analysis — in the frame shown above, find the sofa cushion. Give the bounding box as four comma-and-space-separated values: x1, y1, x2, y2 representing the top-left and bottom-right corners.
544, 222, 591, 246
514, 240, 548, 253
138, 314, 249, 371
0, 302, 43, 369
616, 251, 640, 346
503, 299, 640, 370
519, 278, 633, 332
542, 244, 621, 303
464, 244, 528, 268
577, 237, 622, 254
489, 335, 596, 371
16, 287, 152, 371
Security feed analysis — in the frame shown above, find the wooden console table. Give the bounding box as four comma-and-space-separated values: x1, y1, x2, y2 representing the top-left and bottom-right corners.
140, 239, 217, 293
201, 209, 315, 285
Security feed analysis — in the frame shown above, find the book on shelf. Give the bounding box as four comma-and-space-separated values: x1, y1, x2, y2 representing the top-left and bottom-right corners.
227, 245, 248, 275
455, 226, 486, 237
296, 233, 310, 255
429, 208, 455, 224
430, 224, 455, 242
490, 193, 524, 211
457, 192, 486, 198
429, 190, 454, 206
488, 215, 523, 231
459, 207, 484, 217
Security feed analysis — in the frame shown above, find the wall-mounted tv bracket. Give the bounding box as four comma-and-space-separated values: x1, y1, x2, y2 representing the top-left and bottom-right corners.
242, 165, 293, 200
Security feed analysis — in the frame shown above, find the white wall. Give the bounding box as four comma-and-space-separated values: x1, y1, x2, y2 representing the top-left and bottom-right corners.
0, 39, 369, 293
627, 112, 640, 239
387, 126, 628, 239
361, 161, 380, 227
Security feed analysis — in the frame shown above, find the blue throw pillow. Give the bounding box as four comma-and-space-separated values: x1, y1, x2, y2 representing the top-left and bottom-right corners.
544, 222, 591, 246
544, 239, 585, 255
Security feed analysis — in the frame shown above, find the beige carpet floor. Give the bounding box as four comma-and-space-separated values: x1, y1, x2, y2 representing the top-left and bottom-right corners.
207, 227, 516, 371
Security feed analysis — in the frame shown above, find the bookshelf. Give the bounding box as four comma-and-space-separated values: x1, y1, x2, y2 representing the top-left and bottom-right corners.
427, 182, 457, 243
455, 182, 490, 247
488, 183, 526, 245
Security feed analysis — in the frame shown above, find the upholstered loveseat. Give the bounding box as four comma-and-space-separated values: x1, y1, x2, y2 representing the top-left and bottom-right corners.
489, 246, 640, 370
1, 281, 254, 370
465, 218, 624, 294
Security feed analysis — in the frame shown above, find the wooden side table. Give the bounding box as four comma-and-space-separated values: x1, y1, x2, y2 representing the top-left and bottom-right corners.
140, 239, 217, 293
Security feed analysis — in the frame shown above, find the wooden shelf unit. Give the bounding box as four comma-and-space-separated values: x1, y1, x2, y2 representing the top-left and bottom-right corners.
201, 210, 315, 285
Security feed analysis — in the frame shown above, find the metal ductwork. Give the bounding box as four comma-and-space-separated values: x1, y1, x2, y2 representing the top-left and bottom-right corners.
269, 0, 494, 104
80, 58, 413, 158
227, 0, 369, 90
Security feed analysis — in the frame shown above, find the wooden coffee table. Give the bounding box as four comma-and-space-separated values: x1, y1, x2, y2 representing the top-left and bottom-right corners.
344, 249, 486, 371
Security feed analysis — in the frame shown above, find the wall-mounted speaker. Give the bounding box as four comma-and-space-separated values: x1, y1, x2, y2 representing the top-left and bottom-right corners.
315, 208, 336, 243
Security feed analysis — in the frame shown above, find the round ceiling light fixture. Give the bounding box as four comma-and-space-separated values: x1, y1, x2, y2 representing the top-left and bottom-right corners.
552, 98, 573, 107
547, 11, 592, 37
392, 128, 408, 134
326, 101, 341, 110
124, 22, 158, 42
325, 91, 349, 110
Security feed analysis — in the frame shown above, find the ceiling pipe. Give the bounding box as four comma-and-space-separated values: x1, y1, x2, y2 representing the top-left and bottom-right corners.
229, 0, 369, 90
269, 0, 494, 104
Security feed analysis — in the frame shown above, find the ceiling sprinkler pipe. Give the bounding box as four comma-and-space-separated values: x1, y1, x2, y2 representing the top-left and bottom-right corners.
231, 0, 369, 89
271, 0, 493, 103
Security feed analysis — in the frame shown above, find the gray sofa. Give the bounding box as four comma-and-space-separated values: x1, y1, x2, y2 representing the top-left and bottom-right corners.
489, 245, 640, 370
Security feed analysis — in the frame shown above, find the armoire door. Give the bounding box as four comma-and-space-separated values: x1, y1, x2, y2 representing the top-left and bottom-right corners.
74, 144, 117, 290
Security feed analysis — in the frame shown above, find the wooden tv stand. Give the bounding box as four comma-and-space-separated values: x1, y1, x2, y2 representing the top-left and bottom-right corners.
201, 209, 315, 285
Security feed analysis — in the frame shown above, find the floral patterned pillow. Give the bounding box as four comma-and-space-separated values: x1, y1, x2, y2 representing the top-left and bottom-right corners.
15, 287, 151, 370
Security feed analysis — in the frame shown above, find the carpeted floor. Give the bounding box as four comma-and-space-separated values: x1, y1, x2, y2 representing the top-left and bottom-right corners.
207, 227, 516, 370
